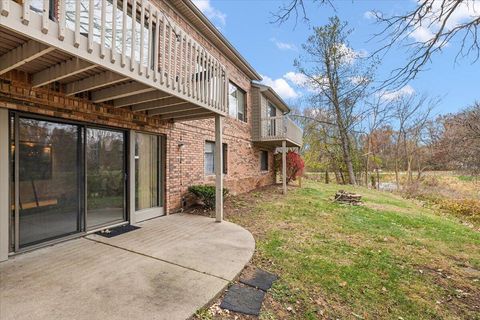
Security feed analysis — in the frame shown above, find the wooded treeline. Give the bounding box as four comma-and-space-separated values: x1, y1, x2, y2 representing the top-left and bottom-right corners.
292, 17, 480, 187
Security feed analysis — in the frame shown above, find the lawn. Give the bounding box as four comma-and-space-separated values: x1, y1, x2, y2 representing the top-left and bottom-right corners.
201, 180, 480, 320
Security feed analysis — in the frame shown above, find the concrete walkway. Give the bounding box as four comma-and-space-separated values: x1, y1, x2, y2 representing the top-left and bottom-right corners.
0, 214, 255, 320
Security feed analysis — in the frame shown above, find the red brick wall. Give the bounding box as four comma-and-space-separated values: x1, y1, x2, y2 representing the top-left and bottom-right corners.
0, 72, 276, 214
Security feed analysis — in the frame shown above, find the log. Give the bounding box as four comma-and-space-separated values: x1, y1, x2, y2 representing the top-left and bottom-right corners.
334, 190, 362, 205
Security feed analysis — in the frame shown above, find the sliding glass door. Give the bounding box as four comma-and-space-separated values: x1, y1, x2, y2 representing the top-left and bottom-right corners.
10, 114, 128, 250
86, 128, 126, 229
15, 116, 82, 248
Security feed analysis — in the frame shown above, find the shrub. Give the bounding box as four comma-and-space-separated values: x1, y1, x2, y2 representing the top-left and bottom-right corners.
188, 185, 229, 209
275, 151, 305, 184
437, 198, 480, 221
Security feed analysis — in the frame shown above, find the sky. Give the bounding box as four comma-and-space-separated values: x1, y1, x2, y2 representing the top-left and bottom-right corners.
192, 0, 480, 116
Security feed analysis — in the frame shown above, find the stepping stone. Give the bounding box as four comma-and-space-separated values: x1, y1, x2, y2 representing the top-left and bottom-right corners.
95, 224, 140, 238
220, 284, 265, 316
240, 268, 278, 291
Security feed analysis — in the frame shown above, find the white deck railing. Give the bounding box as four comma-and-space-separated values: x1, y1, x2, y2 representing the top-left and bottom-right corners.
0, 0, 228, 113
260, 115, 303, 147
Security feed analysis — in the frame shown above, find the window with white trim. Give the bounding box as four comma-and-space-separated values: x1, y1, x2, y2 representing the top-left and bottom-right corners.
204, 141, 227, 175
228, 82, 246, 122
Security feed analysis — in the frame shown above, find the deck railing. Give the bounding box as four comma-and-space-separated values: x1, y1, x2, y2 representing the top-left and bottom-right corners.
260, 115, 303, 147
0, 0, 228, 113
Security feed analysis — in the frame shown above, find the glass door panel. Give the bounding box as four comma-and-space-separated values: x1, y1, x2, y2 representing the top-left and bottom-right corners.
135, 133, 161, 211
86, 128, 125, 229
17, 117, 81, 248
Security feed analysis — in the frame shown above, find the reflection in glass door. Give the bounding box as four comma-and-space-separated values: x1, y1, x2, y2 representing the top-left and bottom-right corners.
15, 117, 81, 248
86, 128, 126, 229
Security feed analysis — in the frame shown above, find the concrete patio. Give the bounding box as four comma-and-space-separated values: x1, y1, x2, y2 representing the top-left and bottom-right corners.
0, 214, 255, 320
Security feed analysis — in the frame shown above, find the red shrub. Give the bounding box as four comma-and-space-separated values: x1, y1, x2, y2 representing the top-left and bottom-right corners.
286, 151, 305, 183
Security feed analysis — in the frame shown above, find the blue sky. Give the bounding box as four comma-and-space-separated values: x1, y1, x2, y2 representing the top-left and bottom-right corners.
192, 0, 480, 116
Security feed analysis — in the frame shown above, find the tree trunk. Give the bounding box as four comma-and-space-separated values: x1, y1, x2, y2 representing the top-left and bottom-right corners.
395, 159, 400, 190
376, 168, 381, 190
365, 136, 371, 187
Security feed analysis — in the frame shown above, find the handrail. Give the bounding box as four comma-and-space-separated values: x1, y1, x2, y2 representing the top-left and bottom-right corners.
259, 115, 303, 146
4, 0, 228, 113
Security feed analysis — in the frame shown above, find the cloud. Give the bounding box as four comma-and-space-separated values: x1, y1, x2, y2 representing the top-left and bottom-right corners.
380, 85, 415, 101
261, 74, 299, 99
409, 26, 435, 42
270, 38, 297, 51
283, 71, 328, 93
283, 72, 309, 87
192, 0, 227, 27
335, 43, 368, 64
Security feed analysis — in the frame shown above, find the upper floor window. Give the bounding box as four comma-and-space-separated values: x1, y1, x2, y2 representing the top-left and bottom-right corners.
267, 101, 277, 117
229, 82, 246, 122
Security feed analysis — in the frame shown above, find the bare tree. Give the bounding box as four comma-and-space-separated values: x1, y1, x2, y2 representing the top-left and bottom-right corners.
390, 94, 436, 188
271, 0, 334, 25
362, 94, 391, 187
295, 17, 377, 185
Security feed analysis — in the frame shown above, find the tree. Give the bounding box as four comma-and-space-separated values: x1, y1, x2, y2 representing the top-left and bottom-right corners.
438, 102, 480, 175
390, 94, 436, 188
295, 17, 376, 185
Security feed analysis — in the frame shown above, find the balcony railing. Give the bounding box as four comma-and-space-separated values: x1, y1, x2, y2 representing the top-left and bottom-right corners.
0, 0, 228, 116
258, 115, 303, 147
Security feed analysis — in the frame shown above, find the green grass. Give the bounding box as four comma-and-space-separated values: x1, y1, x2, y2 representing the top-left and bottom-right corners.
458, 175, 475, 182
229, 181, 480, 320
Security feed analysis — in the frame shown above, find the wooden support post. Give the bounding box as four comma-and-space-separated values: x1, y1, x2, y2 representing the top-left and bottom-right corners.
282, 140, 287, 195
215, 114, 224, 222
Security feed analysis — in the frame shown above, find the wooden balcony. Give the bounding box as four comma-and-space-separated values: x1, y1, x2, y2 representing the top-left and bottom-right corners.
254, 115, 303, 148
0, 0, 227, 121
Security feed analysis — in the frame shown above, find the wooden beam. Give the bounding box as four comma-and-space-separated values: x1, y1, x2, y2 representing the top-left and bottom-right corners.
282, 140, 287, 195
91, 82, 155, 103
113, 91, 172, 108
0, 40, 55, 76
174, 113, 216, 122
159, 109, 212, 120
215, 114, 224, 222
65, 71, 128, 96
131, 97, 187, 112
147, 105, 202, 116
32, 57, 96, 87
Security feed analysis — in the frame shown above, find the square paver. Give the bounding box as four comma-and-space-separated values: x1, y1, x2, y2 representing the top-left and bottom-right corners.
220, 284, 265, 316
240, 268, 278, 291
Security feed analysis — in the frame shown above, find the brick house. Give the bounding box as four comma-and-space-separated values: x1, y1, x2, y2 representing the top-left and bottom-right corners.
0, 0, 302, 261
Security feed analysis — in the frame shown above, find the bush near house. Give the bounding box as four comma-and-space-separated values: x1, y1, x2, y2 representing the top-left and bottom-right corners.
188, 185, 229, 209
275, 151, 305, 184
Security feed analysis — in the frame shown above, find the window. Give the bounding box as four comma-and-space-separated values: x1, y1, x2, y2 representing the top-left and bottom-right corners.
228, 82, 246, 122
260, 151, 269, 171
205, 141, 227, 175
